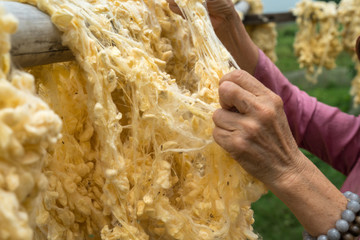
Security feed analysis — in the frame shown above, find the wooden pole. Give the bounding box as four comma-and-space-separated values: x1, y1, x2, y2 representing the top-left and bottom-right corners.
2, 1, 295, 67
2, 1, 74, 67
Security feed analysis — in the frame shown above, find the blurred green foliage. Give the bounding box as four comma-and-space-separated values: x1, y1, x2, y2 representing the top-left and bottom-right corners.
322, 0, 341, 3
251, 22, 352, 240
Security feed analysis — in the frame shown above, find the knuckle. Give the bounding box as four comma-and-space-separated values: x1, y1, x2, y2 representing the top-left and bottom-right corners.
239, 99, 250, 113
219, 81, 236, 98
257, 96, 282, 121
245, 121, 260, 136
231, 133, 246, 151
272, 94, 284, 109
260, 106, 277, 121
221, 70, 247, 85
231, 69, 247, 82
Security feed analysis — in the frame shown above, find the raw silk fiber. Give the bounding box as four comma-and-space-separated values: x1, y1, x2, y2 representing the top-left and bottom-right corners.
0, 0, 266, 239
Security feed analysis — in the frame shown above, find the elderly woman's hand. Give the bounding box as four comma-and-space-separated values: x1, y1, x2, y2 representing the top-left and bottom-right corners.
212, 69, 305, 187
167, 0, 259, 74
212, 70, 348, 236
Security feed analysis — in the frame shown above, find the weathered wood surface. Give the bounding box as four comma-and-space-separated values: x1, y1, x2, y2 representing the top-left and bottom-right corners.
2, 1, 74, 67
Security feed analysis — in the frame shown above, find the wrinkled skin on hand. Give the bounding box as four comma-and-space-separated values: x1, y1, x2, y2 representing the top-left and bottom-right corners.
212, 70, 306, 187
213, 71, 349, 237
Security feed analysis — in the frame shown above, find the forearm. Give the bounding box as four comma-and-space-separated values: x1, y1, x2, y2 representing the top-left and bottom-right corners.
269, 152, 348, 236
215, 12, 259, 74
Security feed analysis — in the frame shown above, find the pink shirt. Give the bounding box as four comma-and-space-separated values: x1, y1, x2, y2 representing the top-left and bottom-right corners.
254, 50, 360, 194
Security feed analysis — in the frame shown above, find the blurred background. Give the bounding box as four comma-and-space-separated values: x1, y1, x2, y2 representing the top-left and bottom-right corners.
262, 0, 341, 13
262, 0, 298, 13
251, 0, 353, 239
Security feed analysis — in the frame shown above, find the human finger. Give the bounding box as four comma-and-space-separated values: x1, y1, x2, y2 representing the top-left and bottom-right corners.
212, 108, 243, 131
212, 124, 248, 160
218, 80, 255, 113
212, 126, 238, 151
220, 70, 271, 97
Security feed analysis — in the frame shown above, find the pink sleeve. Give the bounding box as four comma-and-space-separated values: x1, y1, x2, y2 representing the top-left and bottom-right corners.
253, 49, 360, 176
